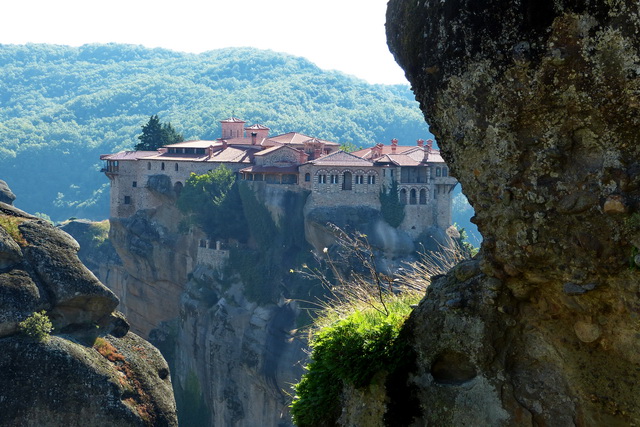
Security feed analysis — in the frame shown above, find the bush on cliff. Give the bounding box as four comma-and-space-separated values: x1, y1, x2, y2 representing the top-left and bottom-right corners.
19, 311, 53, 342
177, 166, 249, 240
291, 230, 467, 426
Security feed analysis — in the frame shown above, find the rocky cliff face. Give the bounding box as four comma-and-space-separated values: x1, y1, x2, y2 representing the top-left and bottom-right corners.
77, 180, 457, 426
374, 0, 640, 425
0, 181, 177, 426
81, 189, 309, 427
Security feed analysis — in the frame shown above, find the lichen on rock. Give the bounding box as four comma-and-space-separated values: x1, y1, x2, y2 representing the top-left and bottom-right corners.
0, 180, 177, 426
379, 0, 640, 425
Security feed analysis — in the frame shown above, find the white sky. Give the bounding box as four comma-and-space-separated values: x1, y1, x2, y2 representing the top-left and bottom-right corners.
0, 0, 408, 85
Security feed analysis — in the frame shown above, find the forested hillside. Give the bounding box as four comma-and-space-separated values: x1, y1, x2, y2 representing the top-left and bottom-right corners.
0, 43, 434, 221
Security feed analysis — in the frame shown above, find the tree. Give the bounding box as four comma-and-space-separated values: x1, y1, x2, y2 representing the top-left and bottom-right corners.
379, 180, 405, 228
135, 114, 184, 151
177, 166, 248, 240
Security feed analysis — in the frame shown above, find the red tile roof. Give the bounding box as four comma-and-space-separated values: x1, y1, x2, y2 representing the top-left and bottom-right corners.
245, 124, 269, 130
100, 151, 157, 160
352, 145, 417, 158
164, 140, 219, 149
267, 132, 340, 146
253, 144, 304, 157
307, 150, 374, 167
143, 146, 259, 163
220, 117, 245, 123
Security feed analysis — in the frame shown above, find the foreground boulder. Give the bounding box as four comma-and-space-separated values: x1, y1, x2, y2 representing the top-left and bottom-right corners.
380, 0, 640, 425
0, 180, 177, 426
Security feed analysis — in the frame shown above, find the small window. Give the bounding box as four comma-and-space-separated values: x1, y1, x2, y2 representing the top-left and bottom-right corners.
319, 175, 327, 184
419, 189, 427, 204
435, 167, 441, 177
305, 173, 311, 182
331, 175, 339, 184
442, 167, 448, 177
132, 181, 137, 188
147, 162, 151, 170
161, 162, 165, 171
390, 169, 394, 177
355, 175, 364, 184
175, 163, 179, 171
124, 196, 131, 205
367, 175, 376, 185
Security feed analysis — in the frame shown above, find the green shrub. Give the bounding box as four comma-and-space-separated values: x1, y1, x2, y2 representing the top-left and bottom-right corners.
290, 295, 418, 427
0, 214, 27, 246
19, 311, 53, 342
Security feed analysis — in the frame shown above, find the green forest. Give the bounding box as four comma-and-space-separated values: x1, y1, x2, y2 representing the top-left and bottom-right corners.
0, 43, 439, 221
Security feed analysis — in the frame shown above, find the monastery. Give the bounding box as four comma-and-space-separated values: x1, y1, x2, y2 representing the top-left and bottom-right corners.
101, 118, 457, 237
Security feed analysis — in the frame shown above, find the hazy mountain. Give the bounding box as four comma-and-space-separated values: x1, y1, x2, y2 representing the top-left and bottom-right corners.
0, 43, 433, 221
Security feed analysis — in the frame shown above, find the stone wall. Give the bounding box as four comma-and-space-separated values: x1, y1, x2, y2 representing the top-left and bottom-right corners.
196, 240, 230, 271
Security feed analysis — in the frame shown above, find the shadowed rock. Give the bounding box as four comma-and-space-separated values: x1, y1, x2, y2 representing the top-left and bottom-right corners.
0, 180, 177, 426
380, 1, 640, 425
0, 179, 15, 205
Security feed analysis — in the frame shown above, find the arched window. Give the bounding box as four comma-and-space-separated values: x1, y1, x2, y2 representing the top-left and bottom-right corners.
435, 167, 441, 177
305, 173, 311, 182
175, 163, 179, 171
400, 188, 407, 205
410, 189, 417, 205
161, 162, 165, 171
342, 171, 352, 190
419, 189, 427, 204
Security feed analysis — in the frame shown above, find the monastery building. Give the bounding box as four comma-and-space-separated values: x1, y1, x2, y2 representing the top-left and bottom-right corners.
101, 118, 457, 237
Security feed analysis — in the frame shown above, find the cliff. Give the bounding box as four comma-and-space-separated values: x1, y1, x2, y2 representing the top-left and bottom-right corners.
330, 0, 640, 425
0, 181, 177, 426
67, 178, 457, 426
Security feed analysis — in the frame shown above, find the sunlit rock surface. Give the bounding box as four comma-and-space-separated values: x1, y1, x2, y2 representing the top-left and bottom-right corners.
0, 181, 177, 426
378, 0, 640, 425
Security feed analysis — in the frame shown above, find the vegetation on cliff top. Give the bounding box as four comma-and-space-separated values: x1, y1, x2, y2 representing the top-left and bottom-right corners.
290, 231, 469, 426
0, 43, 431, 221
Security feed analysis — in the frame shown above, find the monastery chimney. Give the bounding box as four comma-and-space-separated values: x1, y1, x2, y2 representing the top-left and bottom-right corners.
222, 139, 228, 149
424, 139, 433, 162
251, 132, 257, 145
417, 139, 424, 147
372, 143, 383, 159
391, 138, 398, 154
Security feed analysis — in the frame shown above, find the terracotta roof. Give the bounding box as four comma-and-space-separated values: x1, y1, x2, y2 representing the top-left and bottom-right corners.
307, 150, 374, 167
267, 132, 340, 146
100, 151, 157, 161
375, 154, 422, 166
253, 144, 304, 157
425, 151, 445, 163
220, 117, 245, 123
163, 140, 218, 149
245, 124, 269, 130
240, 165, 299, 174
351, 145, 417, 158
207, 146, 256, 163
144, 146, 258, 163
